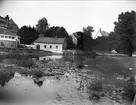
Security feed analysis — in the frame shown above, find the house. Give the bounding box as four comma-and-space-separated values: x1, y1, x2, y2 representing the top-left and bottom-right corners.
0, 15, 19, 32
0, 15, 19, 48
0, 29, 20, 48
33, 37, 67, 53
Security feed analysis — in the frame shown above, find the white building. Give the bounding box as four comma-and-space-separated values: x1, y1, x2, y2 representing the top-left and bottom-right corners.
0, 15, 19, 48
0, 29, 20, 48
33, 37, 67, 53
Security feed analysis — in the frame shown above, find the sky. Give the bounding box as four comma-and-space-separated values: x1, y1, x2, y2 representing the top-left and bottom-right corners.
0, 0, 136, 38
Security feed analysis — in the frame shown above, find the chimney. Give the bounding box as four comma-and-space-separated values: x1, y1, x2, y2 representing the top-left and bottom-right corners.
5, 15, 9, 27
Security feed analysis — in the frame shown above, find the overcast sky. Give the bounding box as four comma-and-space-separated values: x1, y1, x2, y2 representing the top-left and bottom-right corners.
0, 0, 136, 37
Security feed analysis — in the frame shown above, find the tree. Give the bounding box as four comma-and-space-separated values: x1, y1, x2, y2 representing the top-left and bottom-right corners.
108, 32, 119, 51
45, 26, 68, 38
73, 26, 94, 51
65, 35, 76, 49
83, 26, 94, 37
93, 36, 109, 51
36, 17, 49, 35
82, 26, 94, 51
17, 26, 39, 44
75, 31, 84, 50
110, 11, 136, 56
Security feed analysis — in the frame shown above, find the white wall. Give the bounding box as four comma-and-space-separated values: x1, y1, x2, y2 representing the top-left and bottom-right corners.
34, 43, 63, 53
0, 34, 19, 42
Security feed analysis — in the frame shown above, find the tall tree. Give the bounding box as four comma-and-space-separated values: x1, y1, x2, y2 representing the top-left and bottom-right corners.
17, 26, 39, 44
82, 26, 94, 51
65, 35, 76, 49
73, 26, 94, 51
108, 32, 119, 51
110, 11, 136, 56
36, 17, 49, 35
83, 26, 94, 37
75, 31, 84, 50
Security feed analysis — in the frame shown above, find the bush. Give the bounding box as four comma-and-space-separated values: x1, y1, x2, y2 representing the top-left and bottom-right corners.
88, 80, 103, 101
122, 77, 136, 102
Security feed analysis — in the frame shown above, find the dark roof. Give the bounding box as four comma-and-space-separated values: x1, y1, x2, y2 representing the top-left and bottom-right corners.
9, 19, 18, 27
34, 37, 65, 44
0, 15, 18, 31
0, 29, 17, 36
0, 16, 6, 22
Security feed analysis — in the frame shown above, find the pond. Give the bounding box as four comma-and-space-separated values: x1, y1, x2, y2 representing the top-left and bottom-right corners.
0, 54, 135, 105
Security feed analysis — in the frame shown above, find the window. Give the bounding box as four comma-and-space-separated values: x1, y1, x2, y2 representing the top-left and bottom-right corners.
56, 46, 58, 49
50, 45, 52, 49
5, 36, 8, 38
44, 45, 46, 48
1, 36, 4, 38
9, 36, 12, 39
12, 37, 14, 39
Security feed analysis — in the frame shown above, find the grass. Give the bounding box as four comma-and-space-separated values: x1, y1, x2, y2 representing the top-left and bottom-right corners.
85, 55, 135, 103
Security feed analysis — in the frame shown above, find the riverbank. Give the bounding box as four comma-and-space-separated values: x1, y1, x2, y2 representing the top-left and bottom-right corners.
0, 54, 134, 105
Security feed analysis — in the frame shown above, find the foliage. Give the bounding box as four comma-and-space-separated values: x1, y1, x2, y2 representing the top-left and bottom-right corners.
83, 26, 94, 37
75, 31, 84, 50
82, 26, 94, 51
65, 35, 76, 49
109, 10, 136, 56
36, 17, 49, 35
73, 26, 94, 51
17, 26, 39, 44
92, 36, 109, 51
122, 77, 136, 102
45, 26, 68, 38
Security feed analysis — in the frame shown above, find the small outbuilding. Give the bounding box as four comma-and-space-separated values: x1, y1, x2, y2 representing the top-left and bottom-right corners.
33, 37, 67, 53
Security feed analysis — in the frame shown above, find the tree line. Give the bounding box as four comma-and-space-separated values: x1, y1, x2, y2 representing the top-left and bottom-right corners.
17, 17, 94, 51
17, 10, 136, 56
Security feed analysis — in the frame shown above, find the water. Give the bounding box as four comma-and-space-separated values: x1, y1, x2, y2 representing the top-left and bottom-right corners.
0, 71, 84, 105
0, 54, 91, 68
0, 72, 63, 105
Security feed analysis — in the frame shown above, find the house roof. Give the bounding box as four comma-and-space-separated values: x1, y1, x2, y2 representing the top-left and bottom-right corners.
0, 15, 18, 31
9, 19, 18, 27
0, 16, 6, 22
100, 30, 109, 37
34, 37, 65, 44
0, 29, 17, 36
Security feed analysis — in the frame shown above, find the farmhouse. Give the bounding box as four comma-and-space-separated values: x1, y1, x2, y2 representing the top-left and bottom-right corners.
0, 15, 19, 48
33, 37, 67, 53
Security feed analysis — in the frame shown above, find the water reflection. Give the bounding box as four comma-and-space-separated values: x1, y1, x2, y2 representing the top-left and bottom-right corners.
0, 72, 59, 103
33, 78, 44, 87
0, 71, 14, 87
39, 55, 63, 61
0, 54, 92, 69
1, 59, 34, 68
